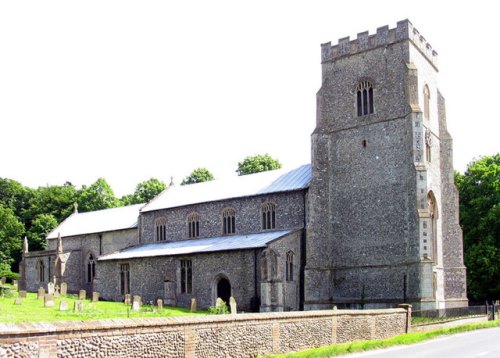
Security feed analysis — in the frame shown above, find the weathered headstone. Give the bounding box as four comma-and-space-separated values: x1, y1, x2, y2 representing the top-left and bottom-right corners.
215, 297, 224, 308
60, 282, 67, 296
156, 298, 163, 311
132, 296, 141, 312
0, 277, 6, 285
133, 295, 141, 305
190, 298, 197, 312
73, 300, 84, 312
54, 285, 60, 298
92, 292, 100, 302
124, 294, 131, 305
59, 300, 69, 311
78, 289, 86, 300
37, 287, 45, 300
47, 282, 55, 295
12, 280, 17, 287
14, 298, 22, 305
229, 296, 237, 314
18, 290, 27, 298
44, 294, 55, 307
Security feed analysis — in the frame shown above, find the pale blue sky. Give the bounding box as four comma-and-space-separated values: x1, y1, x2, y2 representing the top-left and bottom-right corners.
1, 1, 498, 196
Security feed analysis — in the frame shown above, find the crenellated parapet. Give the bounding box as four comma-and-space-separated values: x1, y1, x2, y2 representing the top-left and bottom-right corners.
321, 19, 438, 68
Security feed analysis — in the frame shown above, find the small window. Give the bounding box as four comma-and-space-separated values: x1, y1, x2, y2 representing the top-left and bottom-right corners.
38, 260, 45, 282
423, 85, 430, 120
180, 259, 192, 294
222, 208, 236, 235
155, 217, 167, 241
120, 263, 130, 295
87, 254, 96, 283
286, 251, 294, 282
425, 129, 432, 163
187, 212, 200, 238
357, 80, 374, 116
261, 202, 276, 230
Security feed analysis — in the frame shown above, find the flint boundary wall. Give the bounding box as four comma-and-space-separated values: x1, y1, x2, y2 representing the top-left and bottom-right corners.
0, 308, 408, 357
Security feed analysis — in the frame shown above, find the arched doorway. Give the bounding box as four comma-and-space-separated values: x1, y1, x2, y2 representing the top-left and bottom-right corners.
217, 277, 231, 305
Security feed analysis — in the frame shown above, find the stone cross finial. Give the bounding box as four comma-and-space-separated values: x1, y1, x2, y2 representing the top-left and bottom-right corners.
73, 202, 78, 213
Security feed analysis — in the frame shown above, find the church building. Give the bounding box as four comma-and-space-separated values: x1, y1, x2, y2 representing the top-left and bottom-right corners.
20, 20, 468, 311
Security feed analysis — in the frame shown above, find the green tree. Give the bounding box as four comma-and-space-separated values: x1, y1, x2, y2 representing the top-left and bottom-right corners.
455, 154, 500, 301
122, 178, 167, 204
236, 154, 282, 176
0, 178, 34, 215
27, 214, 58, 250
181, 168, 215, 185
0, 205, 25, 272
24, 183, 78, 224
78, 178, 120, 212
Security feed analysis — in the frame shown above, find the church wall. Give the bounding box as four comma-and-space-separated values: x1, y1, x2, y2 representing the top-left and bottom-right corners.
140, 191, 305, 243
24, 252, 54, 292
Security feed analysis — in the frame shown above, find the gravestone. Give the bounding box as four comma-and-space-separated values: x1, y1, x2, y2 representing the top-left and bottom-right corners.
215, 297, 224, 308
133, 295, 141, 305
229, 296, 237, 314
59, 300, 69, 311
163, 280, 176, 306
190, 298, 197, 312
0, 277, 5, 285
44, 294, 55, 307
14, 298, 22, 305
12, 280, 17, 287
47, 282, 55, 295
124, 294, 131, 305
92, 292, 100, 302
37, 287, 45, 300
18, 290, 27, 298
156, 298, 163, 311
132, 296, 141, 312
78, 289, 86, 300
60, 282, 67, 296
74, 300, 84, 312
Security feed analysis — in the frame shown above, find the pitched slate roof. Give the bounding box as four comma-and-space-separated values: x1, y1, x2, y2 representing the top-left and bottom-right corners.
141, 164, 311, 213
98, 230, 295, 261
46, 204, 143, 239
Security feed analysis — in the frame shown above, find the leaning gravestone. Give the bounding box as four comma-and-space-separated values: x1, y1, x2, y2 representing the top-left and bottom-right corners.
60, 282, 67, 296
47, 282, 55, 295
124, 294, 131, 305
190, 298, 197, 312
92, 292, 100, 302
229, 296, 237, 314
14, 298, 22, 305
18, 290, 27, 298
74, 300, 84, 312
37, 287, 45, 300
59, 300, 69, 311
44, 294, 55, 307
79, 290, 86, 300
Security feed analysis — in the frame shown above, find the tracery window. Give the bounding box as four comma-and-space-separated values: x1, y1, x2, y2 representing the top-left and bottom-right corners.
38, 260, 45, 282
155, 217, 167, 241
87, 253, 96, 283
285, 251, 294, 282
187, 212, 200, 238
120, 263, 130, 295
222, 208, 236, 235
261, 202, 276, 230
356, 80, 374, 116
180, 259, 192, 294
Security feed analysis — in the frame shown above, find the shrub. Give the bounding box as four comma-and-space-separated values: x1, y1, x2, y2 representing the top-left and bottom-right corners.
208, 301, 229, 315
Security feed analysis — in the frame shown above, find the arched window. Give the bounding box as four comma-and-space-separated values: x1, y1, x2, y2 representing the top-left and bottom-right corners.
356, 80, 374, 116
155, 217, 167, 241
187, 212, 200, 238
261, 202, 276, 230
38, 260, 45, 282
222, 208, 236, 235
286, 251, 294, 282
428, 192, 438, 264
423, 85, 430, 120
87, 254, 96, 283
425, 129, 432, 163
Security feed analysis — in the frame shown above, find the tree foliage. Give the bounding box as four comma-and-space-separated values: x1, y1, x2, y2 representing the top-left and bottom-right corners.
27, 214, 58, 250
78, 178, 120, 212
455, 154, 500, 301
236, 154, 282, 176
181, 168, 215, 185
122, 178, 167, 204
0, 205, 25, 272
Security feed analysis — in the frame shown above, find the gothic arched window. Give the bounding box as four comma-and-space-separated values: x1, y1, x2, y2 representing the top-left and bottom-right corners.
423, 85, 430, 120
87, 254, 96, 283
38, 260, 45, 283
155, 217, 167, 241
286, 251, 294, 282
357, 80, 374, 116
261, 202, 276, 230
187, 212, 200, 238
222, 208, 236, 235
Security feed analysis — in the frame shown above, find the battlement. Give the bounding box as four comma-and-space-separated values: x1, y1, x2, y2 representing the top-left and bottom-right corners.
321, 19, 438, 68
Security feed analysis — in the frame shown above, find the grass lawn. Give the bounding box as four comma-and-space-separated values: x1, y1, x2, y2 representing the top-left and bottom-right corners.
0, 284, 207, 323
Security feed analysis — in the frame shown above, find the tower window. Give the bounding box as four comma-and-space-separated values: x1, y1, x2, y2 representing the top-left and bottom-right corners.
357, 80, 374, 116
187, 212, 200, 238
155, 217, 167, 241
222, 208, 236, 235
261, 202, 276, 230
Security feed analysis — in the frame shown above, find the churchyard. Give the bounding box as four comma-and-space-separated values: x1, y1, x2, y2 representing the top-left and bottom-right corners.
0, 283, 207, 323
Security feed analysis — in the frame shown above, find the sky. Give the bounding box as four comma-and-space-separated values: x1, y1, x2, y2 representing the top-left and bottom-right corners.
1, 1, 498, 197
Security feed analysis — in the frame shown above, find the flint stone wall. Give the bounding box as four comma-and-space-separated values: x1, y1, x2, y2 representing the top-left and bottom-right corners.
0, 308, 407, 358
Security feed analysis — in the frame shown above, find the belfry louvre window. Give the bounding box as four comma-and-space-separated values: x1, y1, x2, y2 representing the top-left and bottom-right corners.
222, 208, 236, 235
187, 212, 200, 238
356, 80, 374, 116
120, 263, 130, 295
155, 217, 167, 241
262, 202, 276, 230
180, 259, 192, 294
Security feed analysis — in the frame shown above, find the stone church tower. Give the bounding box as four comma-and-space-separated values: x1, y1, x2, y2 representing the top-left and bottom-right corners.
305, 20, 467, 310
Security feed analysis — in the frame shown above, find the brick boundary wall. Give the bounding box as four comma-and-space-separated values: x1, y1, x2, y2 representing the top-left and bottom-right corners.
0, 308, 408, 357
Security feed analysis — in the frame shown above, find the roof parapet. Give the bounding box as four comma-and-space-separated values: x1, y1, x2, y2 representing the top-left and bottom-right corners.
321, 19, 438, 68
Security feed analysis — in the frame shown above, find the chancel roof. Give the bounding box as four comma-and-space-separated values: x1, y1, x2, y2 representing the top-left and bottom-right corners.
141, 164, 311, 213
46, 204, 143, 239
98, 230, 295, 261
